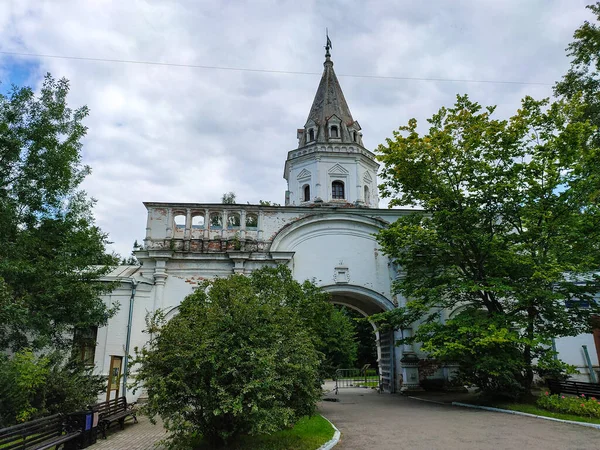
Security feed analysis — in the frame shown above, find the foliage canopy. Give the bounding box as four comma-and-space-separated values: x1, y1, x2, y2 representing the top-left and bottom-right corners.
134, 266, 355, 447
375, 92, 600, 396
0, 74, 117, 351
0, 349, 105, 428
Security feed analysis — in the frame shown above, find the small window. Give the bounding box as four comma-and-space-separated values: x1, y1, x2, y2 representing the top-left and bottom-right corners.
228, 213, 241, 229
308, 128, 315, 142
364, 186, 370, 205
210, 212, 222, 229
332, 181, 345, 199
353, 131, 357, 142
303, 184, 310, 202
330, 126, 339, 138
73, 326, 98, 366
192, 215, 205, 229
246, 214, 258, 229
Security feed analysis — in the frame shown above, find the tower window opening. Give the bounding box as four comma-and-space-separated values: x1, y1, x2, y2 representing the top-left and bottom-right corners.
332, 181, 345, 199
303, 184, 310, 202
330, 125, 339, 138
308, 128, 315, 141
364, 185, 370, 205
353, 131, 357, 142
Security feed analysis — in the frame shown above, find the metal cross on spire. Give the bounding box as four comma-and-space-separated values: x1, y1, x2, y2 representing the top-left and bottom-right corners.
325, 29, 332, 58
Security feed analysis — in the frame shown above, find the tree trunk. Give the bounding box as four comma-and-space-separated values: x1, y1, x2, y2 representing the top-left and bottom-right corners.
523, 308, 536, 394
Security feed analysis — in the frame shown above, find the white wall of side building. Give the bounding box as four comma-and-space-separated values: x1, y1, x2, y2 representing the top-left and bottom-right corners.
554, 334, 600, 382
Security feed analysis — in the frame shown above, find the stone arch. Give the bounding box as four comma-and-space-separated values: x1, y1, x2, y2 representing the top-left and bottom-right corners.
270, 214, 396, 392
322, 284, 396, 392
270, 213, 387, 252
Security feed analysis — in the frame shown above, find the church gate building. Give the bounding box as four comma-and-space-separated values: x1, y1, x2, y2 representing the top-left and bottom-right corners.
91, 45, 600, 401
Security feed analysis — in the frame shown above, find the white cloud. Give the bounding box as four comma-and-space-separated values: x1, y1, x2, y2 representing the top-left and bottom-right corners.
0, 0, 594, 256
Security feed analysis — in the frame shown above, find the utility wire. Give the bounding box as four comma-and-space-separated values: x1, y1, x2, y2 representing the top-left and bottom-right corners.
0, 50, 553, 86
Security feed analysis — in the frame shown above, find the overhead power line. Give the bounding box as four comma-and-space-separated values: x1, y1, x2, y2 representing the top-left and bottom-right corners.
0, 50, 553, 87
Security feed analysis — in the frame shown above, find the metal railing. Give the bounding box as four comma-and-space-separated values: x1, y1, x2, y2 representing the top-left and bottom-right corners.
334, 365, 381, 394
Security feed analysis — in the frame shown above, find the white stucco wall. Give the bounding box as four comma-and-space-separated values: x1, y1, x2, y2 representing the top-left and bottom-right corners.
554, 334, 600, 382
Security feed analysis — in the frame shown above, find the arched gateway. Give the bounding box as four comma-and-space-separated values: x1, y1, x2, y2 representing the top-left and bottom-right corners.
270, 213, 398, 392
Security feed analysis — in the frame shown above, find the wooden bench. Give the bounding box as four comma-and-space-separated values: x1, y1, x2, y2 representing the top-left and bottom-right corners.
91, 397, 137, 439
0, 414, 82, 450
547, 379, 600, 398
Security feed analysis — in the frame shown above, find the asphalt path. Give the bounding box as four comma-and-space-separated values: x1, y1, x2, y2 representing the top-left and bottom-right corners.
318, 387, 600, 450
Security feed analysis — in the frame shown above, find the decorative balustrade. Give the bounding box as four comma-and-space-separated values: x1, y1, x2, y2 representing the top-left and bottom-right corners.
143, 204, 268, 253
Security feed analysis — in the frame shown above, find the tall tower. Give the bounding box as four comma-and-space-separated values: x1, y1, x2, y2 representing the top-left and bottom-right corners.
283, 39, 380, 208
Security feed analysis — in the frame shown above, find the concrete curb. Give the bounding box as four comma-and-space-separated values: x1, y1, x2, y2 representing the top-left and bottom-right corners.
407, 396, 447, 405
317, 415, 341, 450
452, 402, 600, 431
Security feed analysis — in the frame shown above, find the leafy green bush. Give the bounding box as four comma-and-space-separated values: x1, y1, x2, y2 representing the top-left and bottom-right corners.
134, 267, 326, 448
414, 310, 529, 399
0, 349, 105, 427
537, 392, 600, 418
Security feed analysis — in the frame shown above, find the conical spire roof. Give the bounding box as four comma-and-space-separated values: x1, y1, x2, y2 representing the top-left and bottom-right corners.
305, 47, 355, 127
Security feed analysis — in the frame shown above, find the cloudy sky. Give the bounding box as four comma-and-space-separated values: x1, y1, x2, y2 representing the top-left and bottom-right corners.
0, 0, 594, 257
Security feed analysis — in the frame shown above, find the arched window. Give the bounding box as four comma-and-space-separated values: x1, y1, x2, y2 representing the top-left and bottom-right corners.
330, 125, 339, 138
209, 212, 222, 229
173, 214, 186, 237
303, 184, 310, 202
227, 213, 241, 229
332, 181, 345, 199
308, 128, 315, 141
353, 131, 357, 142
364, 186, 370, 205
173, 214, 186, 229
191, 215, 204, 229
246, 214, 258, 229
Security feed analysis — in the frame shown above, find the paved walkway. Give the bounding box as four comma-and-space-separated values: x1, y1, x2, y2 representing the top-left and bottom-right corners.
91, 415, 166, 450
318, 387, 600, 449
87, 388, 600, 449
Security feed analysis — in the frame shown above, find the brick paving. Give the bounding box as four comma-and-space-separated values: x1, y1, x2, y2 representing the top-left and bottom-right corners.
91, 415, 167, 450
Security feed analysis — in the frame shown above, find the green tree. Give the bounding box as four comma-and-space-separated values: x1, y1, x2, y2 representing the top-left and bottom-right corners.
248, 268, 357, 378
0, 349, 106, 427
134, 267, 323, 447
258, 200, 281, 206
0, 74, 117, 351
375, 94, 600, 397
221, 192, 236, 204
554, 2, 600, 204
121, 240, 141, 265
555, 2, 600, 145
337, 306, 378, 369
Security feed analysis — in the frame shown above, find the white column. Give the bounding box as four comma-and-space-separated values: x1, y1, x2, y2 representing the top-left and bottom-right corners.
184, 208, 192, 239
315, 156, 322, 200
400, 328, 423, 393
153, 259, 168, 309
165, 209, 172, 238
203, 208, 210, 239
144, 209, 152, 246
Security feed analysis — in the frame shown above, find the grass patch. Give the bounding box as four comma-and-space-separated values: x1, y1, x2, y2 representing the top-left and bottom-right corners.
355, 381, 380, 388
192, 415, 335, 450
494, 403, 600, 425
